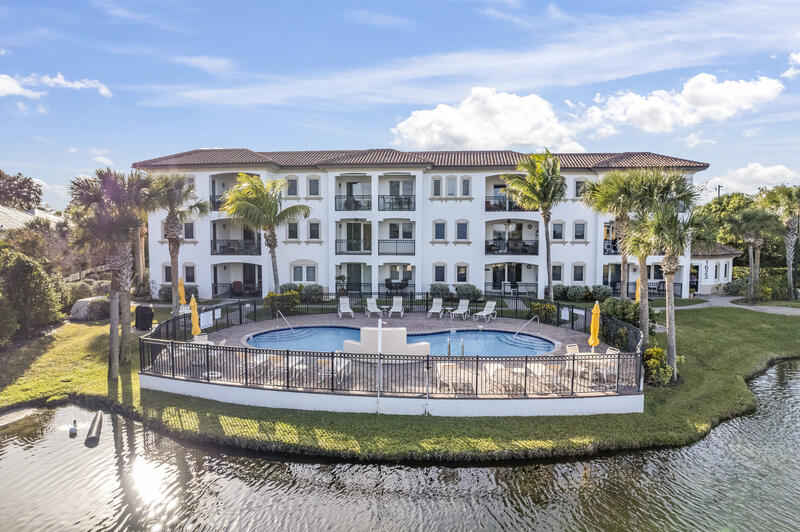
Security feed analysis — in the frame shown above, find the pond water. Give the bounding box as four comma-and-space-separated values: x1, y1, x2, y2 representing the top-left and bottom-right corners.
246, 326, 556, 356
2, 360, 800, 530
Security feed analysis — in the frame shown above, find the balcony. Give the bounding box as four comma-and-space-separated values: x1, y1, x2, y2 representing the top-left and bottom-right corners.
379, 280, 415, 295
211, 239, 261, 255
603, 239, 620, 255
335, 195, 371, 211
212, 282, 262, 298
606, 281, 682, 298
210, 194, 225, 211
378, 239, 415, 255
378, 195, 415, 211
336, 282, 372, 294
484, 282, 537, 296
335, 239, 372, 255
485, 239, 538, 255
486, 238, 539, 255
484, 196, 525, 212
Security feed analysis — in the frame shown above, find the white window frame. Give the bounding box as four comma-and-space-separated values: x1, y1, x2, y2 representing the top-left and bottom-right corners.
433, 262, 447, 283
307, 219, 321, 241
286, 176, 299, 197
432, 176, 442, 197
573, 220, 587, 241
455, 263, 468, 284
290, 260, 318, 283
287, 222, 299, 240
163, 263, 172, 284
461, 176, 471, 197
433, 220, 447, 241
551, 263, 563, 282
455, 219, 469, 241
572, 263, 586, 284
307, 175, 321, 197
446, 176, 457, 197
552, 221, 565, 241
183, 263, 196, 284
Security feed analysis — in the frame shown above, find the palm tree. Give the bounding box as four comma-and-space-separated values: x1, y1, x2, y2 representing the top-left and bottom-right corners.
150, 174, 209, 318
582, 171, 637, 299
502, 150, 567, 302
649, 204, 708, 382
222, 174, 310, 290
759, 185, 800, 300
621, 169, 697, 347
70, 169, 143, 379
726, 208, 782, 303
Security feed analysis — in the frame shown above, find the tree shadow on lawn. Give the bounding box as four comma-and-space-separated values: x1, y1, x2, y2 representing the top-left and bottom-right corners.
0, 334, 56, 390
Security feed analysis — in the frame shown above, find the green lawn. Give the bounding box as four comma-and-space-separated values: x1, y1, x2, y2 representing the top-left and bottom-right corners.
733, 299, 800, 309
651, 297, 708, 307
1, 308, 798, 461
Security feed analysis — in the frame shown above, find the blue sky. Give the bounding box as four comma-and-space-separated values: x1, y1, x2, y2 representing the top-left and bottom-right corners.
2, 0, 800, 208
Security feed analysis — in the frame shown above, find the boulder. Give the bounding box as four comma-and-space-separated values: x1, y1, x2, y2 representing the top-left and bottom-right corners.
70, 296, 109, 322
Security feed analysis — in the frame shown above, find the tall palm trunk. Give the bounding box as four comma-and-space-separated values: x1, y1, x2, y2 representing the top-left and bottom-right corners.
638, 254, 649, 348
119, 245, 134, 363
747, 244, 755, 303
662, 253, 680, 383
134, 225, 146, 287
266, 227, 280, 291
617, 217, 629, 300
785, 220, 798, 300
108, 272, 120, 381
542, 212, 552, 302
754, 243, 762, 300
168, 239, 180, 317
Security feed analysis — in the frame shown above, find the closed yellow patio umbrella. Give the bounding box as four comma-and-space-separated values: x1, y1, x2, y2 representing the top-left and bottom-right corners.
635, 278, 641, 303
190, 295, 201, 337
589, 300, 600, 353
178, 277, 187, 305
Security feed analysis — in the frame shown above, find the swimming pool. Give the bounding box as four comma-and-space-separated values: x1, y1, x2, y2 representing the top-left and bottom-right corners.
246, 326, 555, 357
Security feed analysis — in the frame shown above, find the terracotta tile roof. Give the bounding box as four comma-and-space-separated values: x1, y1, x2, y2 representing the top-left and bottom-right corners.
133, 148, 709, 171
691, 242, 742, 258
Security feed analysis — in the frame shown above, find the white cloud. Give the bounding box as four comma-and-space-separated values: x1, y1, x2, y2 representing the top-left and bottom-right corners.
91, 1, 184, 32
33, 135, 49, 142
169, 56, 234, 76
27, 73, 113, 97
141, 0, 800, 109
345, 9, 412, 30
92, 155, 113, 166
34, 179, 69, 209
681, 132, 716, 147
699, 163, 800, 202
0, 48, 8, 55
13, 101, 46, 115
68, 147, 78, 153
781, 52, 800, 79
0, 74, 43, 98
741, 127, 763, 137
577, 73, 783, 135
391, 87, 584, 152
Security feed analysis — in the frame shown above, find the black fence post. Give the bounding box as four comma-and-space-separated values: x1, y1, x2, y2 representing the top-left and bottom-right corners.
571, 354, 576, 395
523, 354, 528, 397
170, 340, 175, 378
285, 349, 290, 389
331, 351, 335, 392
244, 346, 249, 386
474, 356, 479, 397
205, 343, 211, 381
556, 301, 561, 327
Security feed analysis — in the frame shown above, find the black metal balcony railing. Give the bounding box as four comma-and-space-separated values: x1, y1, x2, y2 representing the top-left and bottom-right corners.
335, 195, 371, 211
210, 239, 261, 255
606, 281, 683, 298
484, 195, 526, 212
377, 239, 415, 255
335, 282, 372, 294
484, 282, 538, 296
603, 239, 620, 255
210, 194, 225, 210
379, 281, 415, 295
335, 239, 371, 255
212, 282, 262, 297
378, 195, 415, 211
484, 239, 539, 255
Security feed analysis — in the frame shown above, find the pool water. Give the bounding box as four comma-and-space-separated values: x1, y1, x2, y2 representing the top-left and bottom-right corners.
246, 326, 555, 356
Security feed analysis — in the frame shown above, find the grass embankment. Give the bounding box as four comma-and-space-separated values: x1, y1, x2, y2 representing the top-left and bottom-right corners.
651, 297, 707, 307
1, 308, 798, 462
733, 299, 800, 309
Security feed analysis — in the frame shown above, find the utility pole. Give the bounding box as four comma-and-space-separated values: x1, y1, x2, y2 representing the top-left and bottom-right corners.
715, 184, 723, 199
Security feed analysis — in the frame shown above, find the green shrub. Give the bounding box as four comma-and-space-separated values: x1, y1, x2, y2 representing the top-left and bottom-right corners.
86, 297, 110, 320
65, 281, 93, 308
760, 276, 788, 301
723, 279, 747, 296
158, 283, 199, 302
566, 285, 589, 302
279, 282, 299, 294
91, 280, 110, 296
0, 249, 63, 332
263, 291, 299, 313
643, 347, 672, 385
551, 284, 569, 301
600, 297, 654, 328
0, 294, 19, 347
455, 283, 482, 301
300, 283, 324, 303
530, 302, 556, 324
733, 266, 787, 280
590, 284, 612, 302
429, 283, 452, 298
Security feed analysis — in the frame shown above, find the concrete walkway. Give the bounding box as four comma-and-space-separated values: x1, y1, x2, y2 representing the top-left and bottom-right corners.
654, 294, 800, 316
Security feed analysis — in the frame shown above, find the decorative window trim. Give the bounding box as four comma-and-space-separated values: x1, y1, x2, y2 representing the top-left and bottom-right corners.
551, 262, 564, 282
306, 219, 322, 242
454, 219, 469, 242
551, 220, 565, 241
285, 175, 300, 198
432, 262, 447, 283
162, 263, 172, 284
432, 219, 447, 243
571, 262, 587, 284
573, 220, 587, 241
454, 262, 469, 284
306, 175, 322, 198
183, 262, 197, 284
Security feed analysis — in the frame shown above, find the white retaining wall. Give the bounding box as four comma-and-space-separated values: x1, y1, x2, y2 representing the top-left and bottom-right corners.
139, 374, 644, 417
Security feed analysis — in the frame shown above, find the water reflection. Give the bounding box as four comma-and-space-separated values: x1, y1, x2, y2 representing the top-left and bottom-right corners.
1, 361, 800, 530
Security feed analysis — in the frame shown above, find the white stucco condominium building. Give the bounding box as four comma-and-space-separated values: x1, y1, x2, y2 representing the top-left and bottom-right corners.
134, 148, 726, 300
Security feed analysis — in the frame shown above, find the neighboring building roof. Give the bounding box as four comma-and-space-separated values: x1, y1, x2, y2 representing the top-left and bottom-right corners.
133, 148, 709, 171
0, 205, 63, 233
691, 243, 742, 258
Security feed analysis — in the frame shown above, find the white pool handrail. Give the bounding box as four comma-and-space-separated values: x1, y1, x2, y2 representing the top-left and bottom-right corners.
275, 310, 295, 336
513, 316, 539, 338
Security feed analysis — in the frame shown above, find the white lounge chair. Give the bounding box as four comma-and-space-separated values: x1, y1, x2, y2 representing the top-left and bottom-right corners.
473, 300, 497, 322
338, 296, 354, 318
365, 298, 383, 318
387, 296, 404, 318
427, 297, 444, 318
450, 299, 470, 320
565, 344, 579, 354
